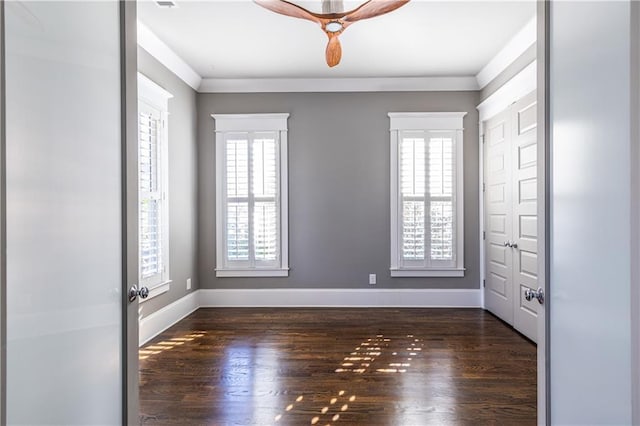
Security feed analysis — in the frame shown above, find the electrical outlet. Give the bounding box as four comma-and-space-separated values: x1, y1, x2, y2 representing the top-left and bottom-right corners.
369, 274, 376, 285
186, 278, 192, 290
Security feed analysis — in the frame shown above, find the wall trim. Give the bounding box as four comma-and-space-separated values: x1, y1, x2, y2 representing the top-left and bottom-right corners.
476, 17, 537, 90
198, 76, 479, 93
138, 288, 482, 346
199, 288, 482, 308
477, 61, 537, 122
137, 22, 202, 91
139, 291, 199, 346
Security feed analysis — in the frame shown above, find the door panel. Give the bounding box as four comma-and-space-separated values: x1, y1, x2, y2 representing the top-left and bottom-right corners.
550, 2, 633, 423
512, 91, 538, 342
3, 1, 136, 424
484, 109, 514, 323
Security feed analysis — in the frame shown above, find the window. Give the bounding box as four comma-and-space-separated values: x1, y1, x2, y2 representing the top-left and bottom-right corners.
389, 112, 466, 277
213, 114, 289, 277
138, 74, 172, 293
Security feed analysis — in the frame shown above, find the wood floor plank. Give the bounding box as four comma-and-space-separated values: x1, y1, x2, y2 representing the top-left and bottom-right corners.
139, 308, 536, 425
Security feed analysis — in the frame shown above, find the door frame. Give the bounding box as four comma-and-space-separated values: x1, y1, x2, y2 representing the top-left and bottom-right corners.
0, 2, 5, 425
537, 1, 550, 424
477, 4, 548, 425
120, 1, 140, 425
631, 1, 640, 424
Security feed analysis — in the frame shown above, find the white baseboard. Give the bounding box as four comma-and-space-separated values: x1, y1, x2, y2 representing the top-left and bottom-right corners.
139, 291, 199, 346
139, 288, 481, 346
199, 288, 482, 308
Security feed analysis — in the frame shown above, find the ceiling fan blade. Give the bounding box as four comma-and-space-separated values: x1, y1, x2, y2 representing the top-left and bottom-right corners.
343, 0, 410, 23
254, 0, 320, 23
325, 35, 342, 67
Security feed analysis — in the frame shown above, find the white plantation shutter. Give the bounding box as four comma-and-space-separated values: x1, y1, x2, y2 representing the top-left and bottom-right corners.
252, 136, 278, 262
428, 135, 455, 262
138, 74, 172, 290
389, 113, 465, 277
222, 132, 280, 267
400, 134, 426, 261
214, 114, 289, 276
399, 131, 456, 268
225, 137, 250, 261
138, 103, 166, 284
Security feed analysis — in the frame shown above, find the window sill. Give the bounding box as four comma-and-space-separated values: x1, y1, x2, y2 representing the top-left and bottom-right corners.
139, 280, 172, 303
390, 269, 465, 278
215, 268, 289, 278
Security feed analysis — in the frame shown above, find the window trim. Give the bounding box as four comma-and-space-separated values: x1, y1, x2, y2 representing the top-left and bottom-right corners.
138, 73, 172, 299
389, 112, 466, 278
213, 113, 290, 278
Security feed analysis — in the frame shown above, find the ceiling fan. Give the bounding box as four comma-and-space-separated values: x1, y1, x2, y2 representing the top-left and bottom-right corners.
254, 0, 410, 67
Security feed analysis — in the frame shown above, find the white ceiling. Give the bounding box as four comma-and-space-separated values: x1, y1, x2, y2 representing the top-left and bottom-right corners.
138, 0, 536, 80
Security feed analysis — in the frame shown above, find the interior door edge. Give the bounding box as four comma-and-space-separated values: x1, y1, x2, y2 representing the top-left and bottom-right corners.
0, 2, 6, 425
537, 1, 551, 424
120, 1, 139, 425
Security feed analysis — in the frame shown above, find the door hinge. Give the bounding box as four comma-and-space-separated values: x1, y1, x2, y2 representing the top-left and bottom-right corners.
481, 135, 485, 144
483, 231, 486, 240
483, 279, 486, 288
483, 182, 486, 192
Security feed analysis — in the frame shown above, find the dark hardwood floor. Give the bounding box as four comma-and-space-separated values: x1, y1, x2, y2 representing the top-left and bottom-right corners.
139, 308, 536, 425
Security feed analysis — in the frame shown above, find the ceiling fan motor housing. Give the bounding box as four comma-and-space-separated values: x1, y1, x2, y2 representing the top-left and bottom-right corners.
324, 21, 344, 34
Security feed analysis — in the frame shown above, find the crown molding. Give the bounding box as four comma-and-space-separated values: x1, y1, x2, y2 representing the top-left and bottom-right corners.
198, 76, 479, 93
137, 22, 202, 91
138, 15, 549, 94
135, 24, 478, 94
475, 16, 537, 90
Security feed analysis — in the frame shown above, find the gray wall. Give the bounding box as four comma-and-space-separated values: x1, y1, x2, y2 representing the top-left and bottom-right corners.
197, 91, 480, 290
138, 47, 198, 316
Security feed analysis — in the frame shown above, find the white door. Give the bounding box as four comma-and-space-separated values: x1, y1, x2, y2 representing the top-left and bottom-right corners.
511, 91, 538, 342
483, 91, 538, 343
549, 1, 635, 423
3, 1, 140, 424
484, 108, 514, 324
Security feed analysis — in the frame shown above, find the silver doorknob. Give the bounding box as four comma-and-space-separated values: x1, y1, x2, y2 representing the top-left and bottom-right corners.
511, 242, 518, 249
504, 241, 510, 247
524, 287, 544, 304
128, 285, 150, 302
